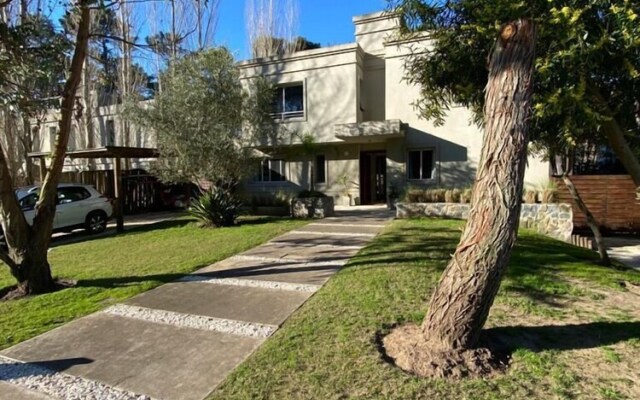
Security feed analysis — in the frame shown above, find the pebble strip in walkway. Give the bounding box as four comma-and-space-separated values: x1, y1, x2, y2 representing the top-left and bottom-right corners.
0, 207, 392, 400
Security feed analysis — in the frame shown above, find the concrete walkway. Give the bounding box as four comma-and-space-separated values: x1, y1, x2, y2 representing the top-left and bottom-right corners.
606, 236, 640, 271
0, 206, 392, 400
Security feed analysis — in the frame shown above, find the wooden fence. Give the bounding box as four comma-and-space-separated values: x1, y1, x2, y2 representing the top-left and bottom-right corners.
60, 170, 163, 215
553, 175, 640, 232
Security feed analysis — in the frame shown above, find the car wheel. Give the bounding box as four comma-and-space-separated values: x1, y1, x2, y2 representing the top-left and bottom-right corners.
85, 211, 107, 234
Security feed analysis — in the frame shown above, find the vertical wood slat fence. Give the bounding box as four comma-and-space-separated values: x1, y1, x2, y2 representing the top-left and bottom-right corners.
59, 170, 162, 215
553, 175, 640, 232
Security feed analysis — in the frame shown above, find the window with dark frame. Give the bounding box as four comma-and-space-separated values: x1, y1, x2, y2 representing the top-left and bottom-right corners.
48, 126, 56, 150
407, 149, 435, 180
255, 159, 286, 182
316, 155, 326, 184
271, 83, 304, 119
106, 119, 116, 146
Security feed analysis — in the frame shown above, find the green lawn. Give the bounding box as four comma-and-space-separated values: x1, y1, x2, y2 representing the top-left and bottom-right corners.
211, 218, 640, 400
0, 216, 306, 351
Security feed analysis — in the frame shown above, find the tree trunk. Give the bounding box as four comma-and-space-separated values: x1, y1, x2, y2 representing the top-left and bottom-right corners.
420, 20, 536, 351
0, 0, 91, 295
588, 84, 640, 191
561, 174, 610, 266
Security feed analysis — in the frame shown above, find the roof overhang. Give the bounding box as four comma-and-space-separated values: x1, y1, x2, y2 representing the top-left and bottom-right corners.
334, 119, 406, 143
28, 146, 159, 159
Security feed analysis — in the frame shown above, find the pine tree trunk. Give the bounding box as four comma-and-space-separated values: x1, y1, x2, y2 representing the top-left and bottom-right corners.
561, 174, 610, 266
420, 20, 536, 351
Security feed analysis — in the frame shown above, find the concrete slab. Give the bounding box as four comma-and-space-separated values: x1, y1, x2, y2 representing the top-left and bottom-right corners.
302, 223, 383, 235
194, 258, 342, 286
240, 242, 360, 263
1, 313, 261, 400
271, 232, 372, 247
0, 380, 54, 400
125, 281, 312, 326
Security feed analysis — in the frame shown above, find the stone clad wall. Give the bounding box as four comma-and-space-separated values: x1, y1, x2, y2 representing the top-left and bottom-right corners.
291, 197, 335, 219
396, 202, 573, 242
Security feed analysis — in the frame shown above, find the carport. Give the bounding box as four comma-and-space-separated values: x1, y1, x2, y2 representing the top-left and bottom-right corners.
28, 146, 159, 233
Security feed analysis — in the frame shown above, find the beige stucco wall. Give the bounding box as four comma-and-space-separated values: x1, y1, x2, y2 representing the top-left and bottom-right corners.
239, 45, 362, 145
240, 10, 550, 201
33, 102, 155, 173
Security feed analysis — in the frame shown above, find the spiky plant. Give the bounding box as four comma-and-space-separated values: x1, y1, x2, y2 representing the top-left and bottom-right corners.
189, 186, 242, 227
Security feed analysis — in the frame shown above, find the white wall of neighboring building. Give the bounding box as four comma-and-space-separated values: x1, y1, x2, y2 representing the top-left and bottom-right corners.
33, 102, 155, 173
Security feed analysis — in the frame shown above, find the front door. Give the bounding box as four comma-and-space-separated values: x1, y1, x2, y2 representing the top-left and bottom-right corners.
359, 151, 387, 205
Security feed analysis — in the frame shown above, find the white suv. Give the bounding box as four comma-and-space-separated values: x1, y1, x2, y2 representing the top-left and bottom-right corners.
14, 184, 113, 234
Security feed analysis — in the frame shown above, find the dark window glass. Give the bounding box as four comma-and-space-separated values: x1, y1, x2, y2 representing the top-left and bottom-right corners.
271, 84, 304, 118
106, 120, 115, 146
316, 155, 326, 183
19, 194, 39, 210
408, 151, 421, 180
408, 150, 434, 180
256, 159, 286, 182
422, 151, 433, 179
284, 85, 303, 113
57, 187, 91, 204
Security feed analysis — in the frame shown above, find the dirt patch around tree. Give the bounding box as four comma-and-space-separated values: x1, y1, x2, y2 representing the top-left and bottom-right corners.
382, 324, 508, 379
0, 279, 76, 302
381, 279, 640, 391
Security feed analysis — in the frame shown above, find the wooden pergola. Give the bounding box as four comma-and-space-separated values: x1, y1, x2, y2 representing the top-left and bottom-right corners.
28, 146, 159, 233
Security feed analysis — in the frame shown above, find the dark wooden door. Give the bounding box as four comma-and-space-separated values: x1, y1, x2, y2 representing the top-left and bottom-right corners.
360, 151, 386, 205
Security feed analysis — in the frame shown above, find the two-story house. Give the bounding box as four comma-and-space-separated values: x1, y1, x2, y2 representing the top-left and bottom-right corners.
239, 11, 549, 206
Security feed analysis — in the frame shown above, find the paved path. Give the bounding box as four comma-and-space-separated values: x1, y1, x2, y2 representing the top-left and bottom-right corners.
0, 207, 392, 400
606, 236, 640, 271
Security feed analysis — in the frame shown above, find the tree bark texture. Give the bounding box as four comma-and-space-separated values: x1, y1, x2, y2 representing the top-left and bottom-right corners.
0, 1, 91, 294
561, 174, 610, 266
420, 20, 536, 351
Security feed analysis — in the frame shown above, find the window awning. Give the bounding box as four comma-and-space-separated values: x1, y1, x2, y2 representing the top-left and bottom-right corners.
334, 119, 406, 142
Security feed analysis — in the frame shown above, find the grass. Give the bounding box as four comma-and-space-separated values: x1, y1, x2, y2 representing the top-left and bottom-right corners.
210, 218, 640, 400
0, 216, 306, 351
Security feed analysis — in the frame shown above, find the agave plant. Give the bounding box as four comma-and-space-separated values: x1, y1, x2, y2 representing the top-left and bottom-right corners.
189, 186, 242, 227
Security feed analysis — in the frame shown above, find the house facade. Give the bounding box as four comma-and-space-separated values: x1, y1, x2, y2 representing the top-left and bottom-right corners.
32, 101, 155, 175
238, 11, 549, 205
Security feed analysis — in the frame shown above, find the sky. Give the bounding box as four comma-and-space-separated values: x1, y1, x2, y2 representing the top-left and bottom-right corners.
215, 0, 389, 60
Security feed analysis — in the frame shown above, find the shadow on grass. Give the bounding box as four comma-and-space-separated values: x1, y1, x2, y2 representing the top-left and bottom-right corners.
49, 218, 195, 249
75, 272, 189, 289
482, 321, 640, 355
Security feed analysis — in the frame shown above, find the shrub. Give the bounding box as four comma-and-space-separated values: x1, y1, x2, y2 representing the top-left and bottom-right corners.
451, 188, 462, 202
297, 190, 327, 198
460, 188, 472, 203
189, 186, 242, 227
523, 189, 537, 204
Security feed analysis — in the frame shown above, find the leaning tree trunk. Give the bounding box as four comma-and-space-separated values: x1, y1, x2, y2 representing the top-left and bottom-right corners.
0, 1, 91, 295
588, 84, 640, 192
420, 20, 536, 351
561, 174, 610, 266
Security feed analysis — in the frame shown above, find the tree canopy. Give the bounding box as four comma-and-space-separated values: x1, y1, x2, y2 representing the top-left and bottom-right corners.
126, 47, 275, 186
389, 0, 640, 185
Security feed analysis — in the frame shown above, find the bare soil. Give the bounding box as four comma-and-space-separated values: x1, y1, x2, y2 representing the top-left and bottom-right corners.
383, 324, 506, 379
382, 279, 640, 394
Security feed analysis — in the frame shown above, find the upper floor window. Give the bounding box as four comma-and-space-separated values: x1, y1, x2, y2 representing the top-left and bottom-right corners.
316, 155, 326, 184
49, 126, 57, 150
255, 159, 286, 182
407, 149, 435, 180
105, 119, 116, 146
272, 83, 304, 119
